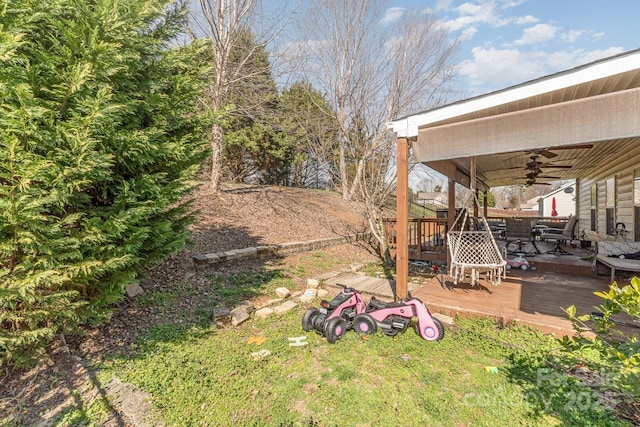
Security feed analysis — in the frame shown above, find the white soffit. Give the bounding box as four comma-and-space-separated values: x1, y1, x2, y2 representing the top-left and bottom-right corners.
389, 49, 640, 138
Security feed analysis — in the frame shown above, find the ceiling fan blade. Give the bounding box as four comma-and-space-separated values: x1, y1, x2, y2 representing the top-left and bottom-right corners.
525, 143, 593, 159
540, 165, 572, 169
550, 143, 594, 150
538, 150, 557, 159
537, 175, 561, 179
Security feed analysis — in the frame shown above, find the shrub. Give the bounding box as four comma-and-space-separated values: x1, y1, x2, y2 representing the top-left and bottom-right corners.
563, 278, 640, 416
0, 0, 210, 365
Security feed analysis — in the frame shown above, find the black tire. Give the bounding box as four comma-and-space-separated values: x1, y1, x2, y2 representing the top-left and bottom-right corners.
353, 313, 377, 335
381, 316, 408, 337
302, 308, 320, 332
325, 317, 347, 344
382, 326, 401, 337
415, 317, 445, 341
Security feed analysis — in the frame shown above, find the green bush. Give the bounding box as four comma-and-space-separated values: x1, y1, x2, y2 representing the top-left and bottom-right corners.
563, 278, 640, 412
0, 0, 210, 365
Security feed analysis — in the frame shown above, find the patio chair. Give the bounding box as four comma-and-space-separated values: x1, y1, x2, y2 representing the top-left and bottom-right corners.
504, 218, 538, 256
539, 216, 578, 255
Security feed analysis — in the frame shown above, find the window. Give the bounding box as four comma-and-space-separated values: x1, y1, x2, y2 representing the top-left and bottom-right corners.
590, 185, 597, 232
635, 169, 640, 240
606, 177, 615, 236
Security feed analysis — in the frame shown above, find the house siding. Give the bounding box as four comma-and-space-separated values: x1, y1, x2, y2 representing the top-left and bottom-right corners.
577, 151, 640, 242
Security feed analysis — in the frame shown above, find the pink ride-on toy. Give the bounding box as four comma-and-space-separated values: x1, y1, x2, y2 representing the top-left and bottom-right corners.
352, 293, 444, 341
505, 253, 529, 270
301, 284, 367, 343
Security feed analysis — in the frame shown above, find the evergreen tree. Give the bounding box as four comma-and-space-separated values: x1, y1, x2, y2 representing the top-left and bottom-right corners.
279, 82, 338, 188
221, 28, 293, 186
0, 0, 210, 365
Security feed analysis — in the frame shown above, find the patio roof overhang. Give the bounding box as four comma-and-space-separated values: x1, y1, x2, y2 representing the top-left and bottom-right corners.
389, 48, 640, 189
388, 48, 640, 299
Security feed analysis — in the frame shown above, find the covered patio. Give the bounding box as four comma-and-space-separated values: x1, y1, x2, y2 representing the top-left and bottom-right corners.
324, 241, 636, 336
388, 48, 640, 299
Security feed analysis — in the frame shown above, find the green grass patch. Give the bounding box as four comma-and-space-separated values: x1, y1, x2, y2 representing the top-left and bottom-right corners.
207, 269, 292, 306
97, 309, 630, 426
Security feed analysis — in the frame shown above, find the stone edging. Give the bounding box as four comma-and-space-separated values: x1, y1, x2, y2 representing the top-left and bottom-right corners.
193, 232, 371, 267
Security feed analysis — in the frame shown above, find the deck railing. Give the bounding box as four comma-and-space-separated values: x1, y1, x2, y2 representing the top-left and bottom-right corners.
383, 218, 449, 263
383, 215, 569, 263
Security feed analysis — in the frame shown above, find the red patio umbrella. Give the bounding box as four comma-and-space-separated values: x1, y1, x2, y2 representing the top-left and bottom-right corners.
551, 197, 558, 216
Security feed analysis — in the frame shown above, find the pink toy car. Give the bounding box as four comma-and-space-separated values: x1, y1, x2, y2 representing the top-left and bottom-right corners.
505, 254, 529, 270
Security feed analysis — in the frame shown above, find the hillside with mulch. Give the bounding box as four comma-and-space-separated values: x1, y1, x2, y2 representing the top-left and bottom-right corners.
0, 183, 380, 426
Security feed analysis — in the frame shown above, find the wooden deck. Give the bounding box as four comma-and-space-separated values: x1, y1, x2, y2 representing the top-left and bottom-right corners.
323, 242, 624, 337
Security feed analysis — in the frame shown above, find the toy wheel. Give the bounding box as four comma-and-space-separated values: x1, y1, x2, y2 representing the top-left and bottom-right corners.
434, 318, 445, 340
353, 314, 377, 335
520, 265, 528, 270
325, 317, 347, 344
415, 317, 445, 341
505, 264, 512, 271
302, 308, 320, 332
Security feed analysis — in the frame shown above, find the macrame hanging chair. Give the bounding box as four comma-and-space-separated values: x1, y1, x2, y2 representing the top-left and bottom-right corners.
446, 195, 507, 286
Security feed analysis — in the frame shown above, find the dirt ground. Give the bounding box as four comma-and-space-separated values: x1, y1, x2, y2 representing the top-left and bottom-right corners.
0, 183, 380, 426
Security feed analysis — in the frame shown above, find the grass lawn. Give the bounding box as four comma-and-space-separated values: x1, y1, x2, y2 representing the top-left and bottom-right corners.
65, 255, 632, 426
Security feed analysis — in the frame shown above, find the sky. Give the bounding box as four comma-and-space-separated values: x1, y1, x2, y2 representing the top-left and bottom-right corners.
382, 0, 637, 97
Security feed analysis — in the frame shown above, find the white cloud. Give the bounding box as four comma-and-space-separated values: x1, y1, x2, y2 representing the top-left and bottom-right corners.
380, 7, 406, 26
458, 47, 546, 89
460, 27, 478, 42
434, 0, 453, 12
561, 30, 583, 44
514, 14, 538, 25
458, 46, 627, 94
514, 23, 557, 45
442, 0, 535, 37
501, 0, 528, 8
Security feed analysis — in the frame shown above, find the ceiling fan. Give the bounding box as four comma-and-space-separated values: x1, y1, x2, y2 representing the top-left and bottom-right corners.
525, 155, 572, 173
518, 162, 562, 186
525, 143, 594, 159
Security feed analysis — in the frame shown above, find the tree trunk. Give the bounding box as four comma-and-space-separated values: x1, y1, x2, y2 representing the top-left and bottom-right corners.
210, 122, 224, 192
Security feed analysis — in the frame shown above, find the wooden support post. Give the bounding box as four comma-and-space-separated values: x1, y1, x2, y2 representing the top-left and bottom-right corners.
396, 137, 409, 300
474, 189, 479, 219
483, 192, 488, 218
470, 157, 478, 219
447, 178, 455, 268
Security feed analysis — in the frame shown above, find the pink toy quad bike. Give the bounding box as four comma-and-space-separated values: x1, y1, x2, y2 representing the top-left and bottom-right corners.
301, 284, 367, 343
351, 293, 444, 341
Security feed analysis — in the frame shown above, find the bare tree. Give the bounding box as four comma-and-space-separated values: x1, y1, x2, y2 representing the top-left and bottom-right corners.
292, 0, 458, 260
188, 0, 295, 191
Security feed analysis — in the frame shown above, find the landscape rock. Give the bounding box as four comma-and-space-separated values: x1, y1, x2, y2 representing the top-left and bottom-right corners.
306, 278, 320, 288
230, 306, 251, 326
236, 300, 255, 314
125, 282, 145, 298
317, 289, 329, 298
255, 307, 274, 318
139, 278, 156, 290
264, 298, 283, 306
211, 307, 231, 319
299, 294, 314, 303
251, 349, 271, 360
104, 377, 162, 427
274, 300, 298, 314
299, 288, 317, 303
275, 287, 291, 299
350, 262, 365, 272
